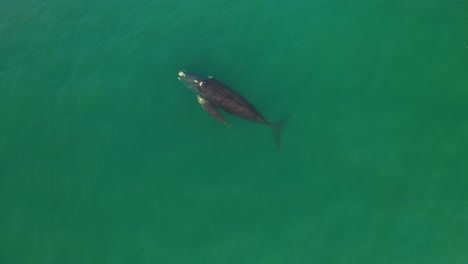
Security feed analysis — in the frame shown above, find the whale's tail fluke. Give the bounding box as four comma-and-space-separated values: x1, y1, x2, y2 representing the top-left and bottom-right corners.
272, 115, 289, 151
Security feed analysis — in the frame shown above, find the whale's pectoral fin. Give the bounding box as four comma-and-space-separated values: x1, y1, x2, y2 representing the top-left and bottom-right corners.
197, 95, 231, 127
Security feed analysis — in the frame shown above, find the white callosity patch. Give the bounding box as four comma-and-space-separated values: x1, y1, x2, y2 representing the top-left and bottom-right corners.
197, 95, 206, 105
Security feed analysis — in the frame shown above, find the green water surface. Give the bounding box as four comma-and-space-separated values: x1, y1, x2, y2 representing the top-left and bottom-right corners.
1, 0, 467, 263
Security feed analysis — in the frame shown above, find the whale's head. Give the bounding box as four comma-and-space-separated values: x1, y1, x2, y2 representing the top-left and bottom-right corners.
178, 70, 207, 93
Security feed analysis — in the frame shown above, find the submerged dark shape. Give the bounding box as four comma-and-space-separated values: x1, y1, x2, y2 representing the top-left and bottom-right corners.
178, 70, 287, 150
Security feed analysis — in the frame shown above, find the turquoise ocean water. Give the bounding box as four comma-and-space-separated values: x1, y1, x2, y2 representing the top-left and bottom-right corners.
1, 0, 467, 263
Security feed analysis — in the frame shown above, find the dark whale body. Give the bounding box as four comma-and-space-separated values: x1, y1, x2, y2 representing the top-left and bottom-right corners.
197, 78, 270, 125
178, 70, 287, 150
